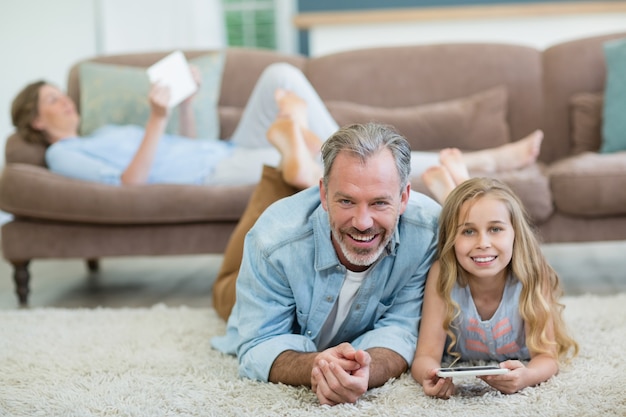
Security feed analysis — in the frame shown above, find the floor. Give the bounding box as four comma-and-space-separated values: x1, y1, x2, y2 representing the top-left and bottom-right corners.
1, 241, 625, 310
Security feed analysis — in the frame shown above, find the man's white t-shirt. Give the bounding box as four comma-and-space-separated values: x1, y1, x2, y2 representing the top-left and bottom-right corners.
317, 269, 369, 350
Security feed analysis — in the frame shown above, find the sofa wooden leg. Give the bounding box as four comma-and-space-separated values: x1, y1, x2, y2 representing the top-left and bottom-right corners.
86, 258, 100, 272
11, 260, 31, 306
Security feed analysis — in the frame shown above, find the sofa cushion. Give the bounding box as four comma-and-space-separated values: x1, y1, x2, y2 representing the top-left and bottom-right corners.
570, 92, 603, 154
490, 164, 554, 224
549, 152, 626, 216
0, 163, 254, 224
325, 86, 510, 152
601, 37, 626, 153
79, 52, 225, 138
411, 162, 553, 224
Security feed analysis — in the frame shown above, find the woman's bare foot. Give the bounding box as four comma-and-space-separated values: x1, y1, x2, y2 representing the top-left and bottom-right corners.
439, 148, 470, 185
266, 117, 322, 189
422, 165, 457, 204
274, 88, 322, 156
462, 129, 544, 173
275, 88, 308, 129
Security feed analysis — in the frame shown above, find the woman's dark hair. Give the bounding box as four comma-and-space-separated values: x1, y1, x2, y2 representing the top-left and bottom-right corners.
11, 80, 49, 146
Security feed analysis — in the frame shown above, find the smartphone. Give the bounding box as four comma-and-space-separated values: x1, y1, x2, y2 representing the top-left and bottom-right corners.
436, 365, 510, 378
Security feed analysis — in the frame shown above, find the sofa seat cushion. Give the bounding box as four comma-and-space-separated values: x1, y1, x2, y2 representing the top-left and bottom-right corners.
549, 152, 626, 217
0, 164, 255, 224
411, 163, 553, 224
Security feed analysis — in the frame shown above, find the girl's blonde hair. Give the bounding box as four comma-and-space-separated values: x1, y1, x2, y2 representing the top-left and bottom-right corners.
436, 177, 578, 363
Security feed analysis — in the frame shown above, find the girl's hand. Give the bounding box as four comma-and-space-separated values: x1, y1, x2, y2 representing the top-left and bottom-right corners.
149, 83, 171, 119
421, 368, 456, 399
479, 360, 527, 394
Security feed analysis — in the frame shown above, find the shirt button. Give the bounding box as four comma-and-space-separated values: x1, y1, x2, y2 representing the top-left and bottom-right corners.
355, 304, 361, 310
326, 296, 333, 302
307, 330, 312, 336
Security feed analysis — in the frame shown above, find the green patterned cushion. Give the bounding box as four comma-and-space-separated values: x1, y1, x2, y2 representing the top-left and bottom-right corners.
79, 52, 224, 139
601, 38, 626, 153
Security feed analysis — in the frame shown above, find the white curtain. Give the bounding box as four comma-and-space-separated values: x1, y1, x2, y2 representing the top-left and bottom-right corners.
96, 0, 226, 54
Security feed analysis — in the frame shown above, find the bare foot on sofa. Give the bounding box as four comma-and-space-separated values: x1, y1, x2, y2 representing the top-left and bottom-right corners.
439, 148, 470, 185
275, 88, 307, 127
462, 129, 544, 173
275, 88, 322, 156
422, 165, 458, 204
266, 117, 322, 189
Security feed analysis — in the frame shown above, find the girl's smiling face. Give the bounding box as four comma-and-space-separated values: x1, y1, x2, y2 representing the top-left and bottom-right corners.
453, 195, 515, 282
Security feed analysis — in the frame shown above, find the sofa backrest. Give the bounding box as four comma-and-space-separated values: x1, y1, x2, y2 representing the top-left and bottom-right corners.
542, 31, 626, 162
305, 43, 543, 154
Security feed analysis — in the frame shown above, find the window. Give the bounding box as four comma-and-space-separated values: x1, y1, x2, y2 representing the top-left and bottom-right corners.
223, 0, 276, 49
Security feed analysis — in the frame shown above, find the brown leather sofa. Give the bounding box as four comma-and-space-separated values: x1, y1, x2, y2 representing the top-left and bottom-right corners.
2, 32, 626, 305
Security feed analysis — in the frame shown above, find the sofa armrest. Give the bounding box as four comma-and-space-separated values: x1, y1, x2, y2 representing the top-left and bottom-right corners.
5, 133, 47, 166
0, 163, 254, 224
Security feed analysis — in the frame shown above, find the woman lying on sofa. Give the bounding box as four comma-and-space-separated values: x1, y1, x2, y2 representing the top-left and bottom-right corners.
212, 86, 544, 320
10, 63, 339, 186
12, 63, 541, 191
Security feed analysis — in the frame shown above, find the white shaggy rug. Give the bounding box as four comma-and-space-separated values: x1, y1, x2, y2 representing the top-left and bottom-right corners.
1, 294, 625, 417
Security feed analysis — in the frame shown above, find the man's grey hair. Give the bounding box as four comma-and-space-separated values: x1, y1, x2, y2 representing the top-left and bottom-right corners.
321, 123, 412, 193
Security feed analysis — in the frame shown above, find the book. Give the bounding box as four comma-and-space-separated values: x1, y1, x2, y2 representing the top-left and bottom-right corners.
146, 50, 198, 108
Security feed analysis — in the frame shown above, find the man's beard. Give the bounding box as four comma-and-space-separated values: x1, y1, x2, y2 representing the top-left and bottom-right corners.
330, 222, 395, 267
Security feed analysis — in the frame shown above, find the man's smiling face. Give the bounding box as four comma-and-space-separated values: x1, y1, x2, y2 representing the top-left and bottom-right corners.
320, 148, 409, 272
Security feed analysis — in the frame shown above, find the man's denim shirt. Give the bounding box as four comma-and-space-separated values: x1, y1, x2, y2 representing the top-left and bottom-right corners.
211, 186, 441, 382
